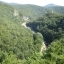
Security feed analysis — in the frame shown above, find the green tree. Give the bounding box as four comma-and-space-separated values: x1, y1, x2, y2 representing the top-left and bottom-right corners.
2, 54, 22, 64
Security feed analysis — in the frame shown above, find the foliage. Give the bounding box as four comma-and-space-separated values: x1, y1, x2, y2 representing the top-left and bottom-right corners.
27, 13, 64, 44
0, 1, 64, 64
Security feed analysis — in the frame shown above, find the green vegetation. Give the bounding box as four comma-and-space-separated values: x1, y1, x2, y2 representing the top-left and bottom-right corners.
27, 13, 64, 44
45, 4, 64, 14
10, 4, 48, 20
0, 1, 64, 64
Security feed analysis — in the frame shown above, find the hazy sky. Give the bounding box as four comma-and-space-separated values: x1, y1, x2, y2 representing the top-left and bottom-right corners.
0, 0, 64, 6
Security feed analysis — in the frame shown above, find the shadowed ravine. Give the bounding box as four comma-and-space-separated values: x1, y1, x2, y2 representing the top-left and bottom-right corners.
22, 22, 46, 54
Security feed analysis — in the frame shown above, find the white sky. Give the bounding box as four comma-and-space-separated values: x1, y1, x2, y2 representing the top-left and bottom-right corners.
0, 0, 64, 6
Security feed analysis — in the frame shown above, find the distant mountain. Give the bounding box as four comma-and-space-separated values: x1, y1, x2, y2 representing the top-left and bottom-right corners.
44, 4, 64, 14
45, 4, 56, 7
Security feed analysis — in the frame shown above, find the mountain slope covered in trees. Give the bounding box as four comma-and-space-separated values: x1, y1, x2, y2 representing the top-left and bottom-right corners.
10, 3, 64, 19
0, 1, 64, 64
0, 1, 44, 63
45, 4, 64, 14
27, 13, 64, 44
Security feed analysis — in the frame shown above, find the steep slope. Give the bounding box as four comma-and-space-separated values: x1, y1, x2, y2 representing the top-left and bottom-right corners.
26, 13, 64, 44
14, 4, 64, 18
10, 3, 48, 20
0, 1, 64, 64
0, 2, 44, 63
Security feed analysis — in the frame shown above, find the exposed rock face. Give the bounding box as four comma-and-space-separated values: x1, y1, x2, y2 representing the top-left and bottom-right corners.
40, 42, 46, 54
23, 15, 29, 21
13, 9, 19, 16
22, 22, 35, 33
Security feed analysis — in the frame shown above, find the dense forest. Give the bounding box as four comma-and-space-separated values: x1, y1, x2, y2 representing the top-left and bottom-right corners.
27, 13, 64, 44
0, 1, 64, 64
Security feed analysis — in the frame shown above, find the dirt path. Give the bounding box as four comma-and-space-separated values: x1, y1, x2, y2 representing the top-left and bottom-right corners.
22, 22, 35, 33
22, 22, 46, 54
40, 42, 46, 54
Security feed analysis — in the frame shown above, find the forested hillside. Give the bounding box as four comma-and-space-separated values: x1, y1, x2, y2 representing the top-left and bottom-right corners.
26, 13, 64, 64
10, 4, 48, 20
0, 1, 64, 64
0, 2, 44, 63
11, 3, 64, 20
27, 13, 64, 44
45, 4, 64, 14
